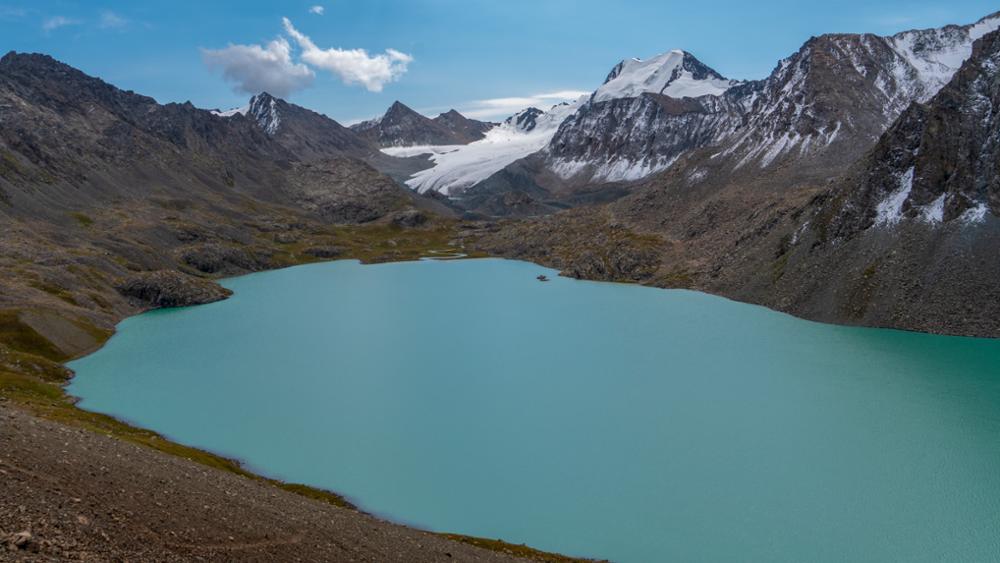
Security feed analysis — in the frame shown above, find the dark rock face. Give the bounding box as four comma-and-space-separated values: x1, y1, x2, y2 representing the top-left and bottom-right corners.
827, 29, 1000, 235
350, 101, 494, 147
564, 243, 660, 282
433, 109, 495, 142
178, 244, 262, 275
115, 271, 232, 308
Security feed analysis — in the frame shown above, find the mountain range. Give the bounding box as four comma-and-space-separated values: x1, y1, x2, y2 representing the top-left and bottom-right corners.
1, 10, 999, 343
472, 11, 1000, 337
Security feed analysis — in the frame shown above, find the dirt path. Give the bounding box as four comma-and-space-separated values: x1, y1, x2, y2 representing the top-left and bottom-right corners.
0, 404, 581, 562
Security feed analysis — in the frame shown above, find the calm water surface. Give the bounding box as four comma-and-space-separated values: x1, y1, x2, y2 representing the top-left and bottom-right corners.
68, 258, 1000, 562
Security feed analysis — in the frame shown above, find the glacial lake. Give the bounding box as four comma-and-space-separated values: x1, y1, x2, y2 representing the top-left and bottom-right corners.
68, 258, 1000, 562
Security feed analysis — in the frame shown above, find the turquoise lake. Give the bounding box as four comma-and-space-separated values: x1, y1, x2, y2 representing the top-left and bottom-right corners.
67, 258, 1000, 562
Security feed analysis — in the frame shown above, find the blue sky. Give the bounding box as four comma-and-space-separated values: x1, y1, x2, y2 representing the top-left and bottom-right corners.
2, 1, 998, 123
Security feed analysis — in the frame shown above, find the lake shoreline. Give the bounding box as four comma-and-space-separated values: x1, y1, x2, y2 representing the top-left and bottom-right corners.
6, 220, 999, 561
64, 255, 1000, 562
1, 225, 598, 562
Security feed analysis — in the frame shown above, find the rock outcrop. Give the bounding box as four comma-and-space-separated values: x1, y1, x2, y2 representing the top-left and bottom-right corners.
116, 271, 232, 308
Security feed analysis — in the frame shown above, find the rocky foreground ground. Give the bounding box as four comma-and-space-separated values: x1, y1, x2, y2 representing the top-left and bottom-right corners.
0, 404, 590, 562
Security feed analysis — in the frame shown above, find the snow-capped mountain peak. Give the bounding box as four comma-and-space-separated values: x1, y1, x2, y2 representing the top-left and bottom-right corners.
210, 93, 282, 135
247, 93, 282, 136
592, 49, 738, 103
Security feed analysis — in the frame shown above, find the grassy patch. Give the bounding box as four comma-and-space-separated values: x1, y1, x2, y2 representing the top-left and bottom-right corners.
771, 253, 790, 284
29, 280, 79, 306
862, 262, 878, 279
279, 483, 357, 510
661, 269, 694, 288
0, 370, 66, 403
69, 211, 95, 227
0, 346, 71, 382
0, 310, 67, 361
0, 150, 23, 178
438, 533, 597, 562
261, 220, 486, 269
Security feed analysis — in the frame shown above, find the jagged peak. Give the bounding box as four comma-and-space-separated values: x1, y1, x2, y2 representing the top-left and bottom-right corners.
246, 93, 283, 136
249, 91, 282, 106
383, 100, 423, 120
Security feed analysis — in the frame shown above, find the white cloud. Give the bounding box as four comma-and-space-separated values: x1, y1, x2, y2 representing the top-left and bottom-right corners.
456, 90, 590, 120
202, 37, 315, 98
282, 17, 412, 92
42, 15, 80, 32
309, 5, 325, 15
0, 7, 27, 20
99, 10, 127, 29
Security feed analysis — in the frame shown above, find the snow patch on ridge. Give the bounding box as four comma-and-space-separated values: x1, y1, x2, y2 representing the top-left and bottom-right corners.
919, 194, 946, 224
888, 14, 1000, 103
960, 202, 990, 224
551, 155, 675, 183
211, 105, 249, 117
875, 167, 915, 226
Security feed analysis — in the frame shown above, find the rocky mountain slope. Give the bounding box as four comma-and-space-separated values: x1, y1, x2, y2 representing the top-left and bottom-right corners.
453, 12, 1000, 216
471, 23, 1000, 338
213, 92, 432, 184
215, 92, 375, 160
0, 51, 453, 345
350, 101, 494, 147
0, 53, 444, 224
759, 26, 1000, 336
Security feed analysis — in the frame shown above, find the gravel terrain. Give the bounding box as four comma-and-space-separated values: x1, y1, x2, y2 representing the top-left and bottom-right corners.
0, 404, 578, 562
